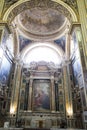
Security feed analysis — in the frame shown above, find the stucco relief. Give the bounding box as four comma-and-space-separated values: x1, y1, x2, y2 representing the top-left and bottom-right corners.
4, 0, 78, 12
62, 0, 78, 10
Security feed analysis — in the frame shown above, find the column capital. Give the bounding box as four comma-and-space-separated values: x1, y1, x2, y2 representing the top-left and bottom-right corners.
14, 55, 24, 66
54, 80, 58, 84
69, 23, 81, 35
62, 59, 71, 67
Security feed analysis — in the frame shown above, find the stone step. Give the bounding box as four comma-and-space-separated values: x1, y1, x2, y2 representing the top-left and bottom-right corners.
23, 128, 50, 130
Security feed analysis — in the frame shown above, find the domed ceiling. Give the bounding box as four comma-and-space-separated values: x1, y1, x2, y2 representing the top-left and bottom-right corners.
18, 8, 66, 35
14, 0, 70, 41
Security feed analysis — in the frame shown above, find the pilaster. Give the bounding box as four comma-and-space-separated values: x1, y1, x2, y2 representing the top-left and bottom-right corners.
62, 63, 73, 127
75, 27, 87, 107
63, 65, 69, 116
65, 33, 71, 59
84, 0, 87, 8
76, 0, 87, 68
10, 62, 22, 114
0, 0, 4, 19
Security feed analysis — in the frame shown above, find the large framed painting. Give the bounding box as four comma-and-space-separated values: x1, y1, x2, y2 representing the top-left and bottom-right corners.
32, 79, 50, 112
0, 55, 12, 85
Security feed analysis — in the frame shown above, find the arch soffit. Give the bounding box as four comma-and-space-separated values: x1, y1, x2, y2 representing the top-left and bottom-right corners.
20, 42, 65, 61
3, 0, 78, 23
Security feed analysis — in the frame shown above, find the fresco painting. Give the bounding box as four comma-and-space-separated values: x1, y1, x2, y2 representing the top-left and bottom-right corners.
0, 55, 12, 85
71, 31, 83, 88
19, 35, 32, 51
54, 36, 66, 51
1, 28, 9, 45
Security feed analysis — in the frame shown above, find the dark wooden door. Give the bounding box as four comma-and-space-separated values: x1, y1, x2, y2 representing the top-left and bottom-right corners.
39, 120, 43, 128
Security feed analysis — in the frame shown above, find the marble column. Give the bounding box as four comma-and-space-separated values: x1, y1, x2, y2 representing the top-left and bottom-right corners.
28, 77, 33, 111
55, 81, 59, 111
51, 73, 55, 112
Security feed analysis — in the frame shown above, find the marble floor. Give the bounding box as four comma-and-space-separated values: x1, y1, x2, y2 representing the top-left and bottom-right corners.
0, 128, 86, 130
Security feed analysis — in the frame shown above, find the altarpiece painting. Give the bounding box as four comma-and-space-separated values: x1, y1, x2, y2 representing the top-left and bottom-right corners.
32, 79, 50, 112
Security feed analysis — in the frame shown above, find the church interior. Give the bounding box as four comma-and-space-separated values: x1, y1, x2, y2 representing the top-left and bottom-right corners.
0, 0, 87, 129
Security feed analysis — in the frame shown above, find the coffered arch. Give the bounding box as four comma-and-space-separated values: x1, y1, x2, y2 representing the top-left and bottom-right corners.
3, 0, 78, 23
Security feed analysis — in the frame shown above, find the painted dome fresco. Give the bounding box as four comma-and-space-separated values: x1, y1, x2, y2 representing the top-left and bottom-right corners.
13, 0, 70, 41
18, 8, 66, 35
